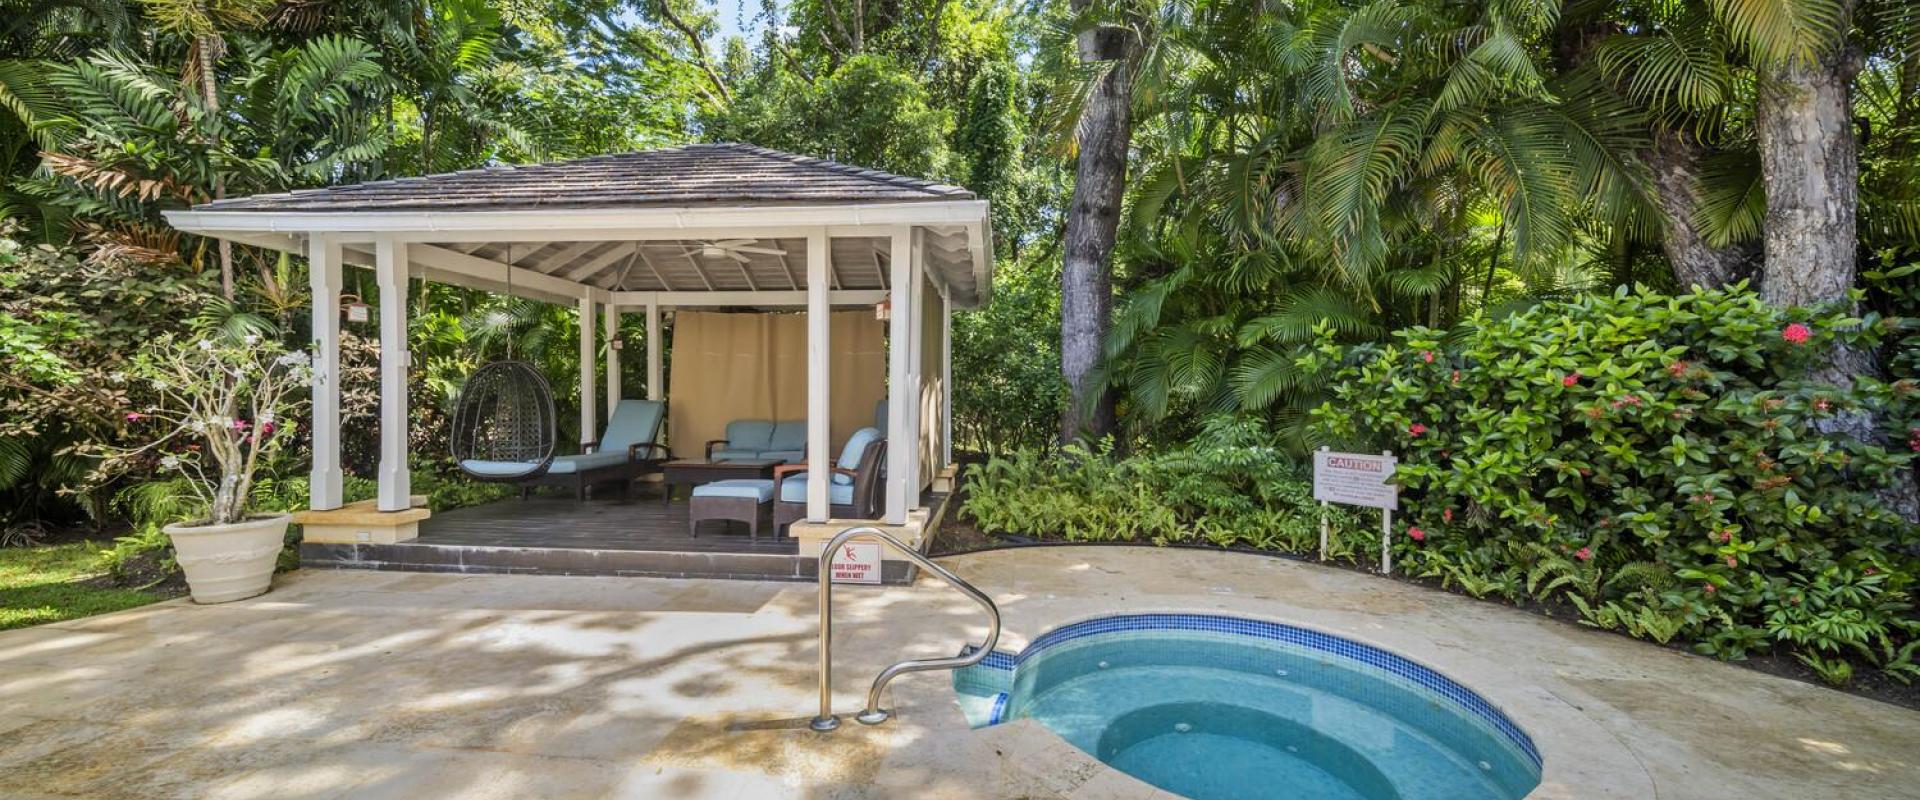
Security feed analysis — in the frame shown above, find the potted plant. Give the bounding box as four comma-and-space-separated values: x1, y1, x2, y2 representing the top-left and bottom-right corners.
103, 331, 310, 603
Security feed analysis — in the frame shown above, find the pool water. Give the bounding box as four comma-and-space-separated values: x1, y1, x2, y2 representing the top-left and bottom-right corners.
953, 614, 1541, 800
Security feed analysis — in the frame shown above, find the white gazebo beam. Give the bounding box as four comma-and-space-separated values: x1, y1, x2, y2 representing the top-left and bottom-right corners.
307, 233, 344, 511
605, 289, 887, 307
351, 242, 592, 303
578, 290, 597, 448
645, 301, 662, 402
564, 242, 636, 283
637, 246, 675, 291
532, 241, 601, 276
164, 201, 990, 239
805, 229, 832, 522
604, 302, 621, 417
374, 236, 411, 512
884, 226, 913, 524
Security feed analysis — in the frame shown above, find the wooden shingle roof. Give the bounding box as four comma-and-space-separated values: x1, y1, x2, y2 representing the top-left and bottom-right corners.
194, 143, 975, 213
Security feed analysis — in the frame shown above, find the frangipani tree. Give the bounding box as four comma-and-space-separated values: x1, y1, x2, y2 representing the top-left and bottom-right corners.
93, 332, 310, 526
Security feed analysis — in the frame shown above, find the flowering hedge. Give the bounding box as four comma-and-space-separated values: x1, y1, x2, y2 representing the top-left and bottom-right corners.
1310, 285, 1919, 685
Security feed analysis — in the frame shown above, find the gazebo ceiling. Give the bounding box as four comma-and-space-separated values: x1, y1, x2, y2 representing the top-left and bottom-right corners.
163, 143, 992, 307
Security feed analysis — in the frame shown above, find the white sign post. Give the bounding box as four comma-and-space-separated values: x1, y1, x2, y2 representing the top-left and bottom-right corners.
1313, 448, 1400, 574
829, 541, 883, 585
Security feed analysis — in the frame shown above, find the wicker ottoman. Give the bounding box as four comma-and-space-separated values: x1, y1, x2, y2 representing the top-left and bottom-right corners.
688, 479, 776, 540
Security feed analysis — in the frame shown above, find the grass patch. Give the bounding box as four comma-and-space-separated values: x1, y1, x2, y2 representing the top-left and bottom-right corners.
0, 543, 167, 631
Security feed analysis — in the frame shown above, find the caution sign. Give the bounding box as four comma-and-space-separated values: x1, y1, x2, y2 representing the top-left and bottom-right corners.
830, 541, 882, 585
1313, 450, 1399, 510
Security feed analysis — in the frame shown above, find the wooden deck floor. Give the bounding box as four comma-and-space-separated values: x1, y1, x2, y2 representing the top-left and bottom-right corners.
417, 489, 799, 554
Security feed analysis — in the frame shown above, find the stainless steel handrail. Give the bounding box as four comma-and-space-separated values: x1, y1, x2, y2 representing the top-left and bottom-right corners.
810, 525, 1001, 732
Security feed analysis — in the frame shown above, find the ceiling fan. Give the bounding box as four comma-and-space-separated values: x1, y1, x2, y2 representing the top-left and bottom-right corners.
674, 239, 787, 263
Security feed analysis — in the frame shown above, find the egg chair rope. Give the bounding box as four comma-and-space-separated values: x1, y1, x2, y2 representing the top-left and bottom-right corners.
450, 246, 559, 482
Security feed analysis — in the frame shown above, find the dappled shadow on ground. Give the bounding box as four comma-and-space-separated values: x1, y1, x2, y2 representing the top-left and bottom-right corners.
0, 567, 1017, 799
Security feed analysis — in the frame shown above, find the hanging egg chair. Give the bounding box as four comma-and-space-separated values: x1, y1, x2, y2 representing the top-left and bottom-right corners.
450, 360, 558, 482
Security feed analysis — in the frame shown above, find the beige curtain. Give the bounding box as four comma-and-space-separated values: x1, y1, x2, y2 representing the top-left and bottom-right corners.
667, 311, 886, 459
918, 275, 945, 489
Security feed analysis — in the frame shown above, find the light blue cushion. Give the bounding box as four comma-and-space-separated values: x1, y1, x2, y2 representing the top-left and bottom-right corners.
723, 420, 775, 452
548, 451, 630, 474
760, 450, 804, 463
837, 427, 882, 471
599, 399, 664, 453
778, 473, 853, 506
459, 459, 545, 477
710, 448, 764, 462
691, 479, 775, 502
768, 421, 807, 452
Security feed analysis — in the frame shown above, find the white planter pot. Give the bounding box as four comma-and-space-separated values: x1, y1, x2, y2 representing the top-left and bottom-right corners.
163, 514, 291, 604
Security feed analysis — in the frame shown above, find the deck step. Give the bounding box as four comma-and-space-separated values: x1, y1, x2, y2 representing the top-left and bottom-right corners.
300, 541, 916, 584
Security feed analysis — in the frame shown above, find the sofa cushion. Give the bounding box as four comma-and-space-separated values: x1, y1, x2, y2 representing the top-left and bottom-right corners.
710, 448, 765, 462
691, 479, 775, 502
837, 427, 882, 471
459, 459, 545, 477
778, 473, 853, 506
767, 421, 807, 452
722, 420, 775, 452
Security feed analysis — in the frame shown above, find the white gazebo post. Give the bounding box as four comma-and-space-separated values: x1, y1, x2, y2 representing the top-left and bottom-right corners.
805, 229, 832, 521
645, 301, 662, 401
307, 233, 344, 511
941, 288, 953, 472
884, 227, 915, 524
578, 292, 597, 447
603, 302, 621, 416
374, 236, 411, 511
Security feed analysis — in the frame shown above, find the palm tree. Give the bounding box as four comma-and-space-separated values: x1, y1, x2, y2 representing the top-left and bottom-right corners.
1094, 0, 1645, 444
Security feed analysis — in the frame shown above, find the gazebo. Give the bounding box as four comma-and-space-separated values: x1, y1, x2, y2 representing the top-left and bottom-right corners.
163, 143, 992, 580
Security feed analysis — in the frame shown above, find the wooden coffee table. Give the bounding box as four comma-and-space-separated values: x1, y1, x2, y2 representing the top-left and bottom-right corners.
661, 459, 780, 505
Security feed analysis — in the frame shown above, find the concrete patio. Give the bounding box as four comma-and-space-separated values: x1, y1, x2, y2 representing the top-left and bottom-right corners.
1, 546, 1916, 799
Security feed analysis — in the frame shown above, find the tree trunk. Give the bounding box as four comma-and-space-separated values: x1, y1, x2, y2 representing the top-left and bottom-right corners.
1059, 13, 1134, 444
1756, 45, 1860, 310
1755, 26, 1919, 521
1646, 128, 1759, 289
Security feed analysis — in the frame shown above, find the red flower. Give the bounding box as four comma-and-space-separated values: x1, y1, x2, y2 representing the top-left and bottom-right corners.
1703, 583, 1717, 595
1421, 350, 1435, 364
1407, 526, 1426, 541
1451, 369, 1461, 384
1725, 555, 1738, 568
1562, 372, 1580, 387
1622, 394, 1641, 407
1668, 360, 1689, 377
1813, 398, 1831, 412
1574, 547, 1592, 561
1865, 567, 1878, 576
124, 412, 145, 422
1781, 323, 1812, 344
259, 421, 276, 436
1442, 508, 1454, 523
1408, 423, 1427, 437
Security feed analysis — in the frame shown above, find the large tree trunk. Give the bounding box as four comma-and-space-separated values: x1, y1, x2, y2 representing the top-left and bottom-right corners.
1059, 14, 1134, 444
1756, 45, 1860, 310
1646, 128, 1759, 289
1755, 26, 1919, 521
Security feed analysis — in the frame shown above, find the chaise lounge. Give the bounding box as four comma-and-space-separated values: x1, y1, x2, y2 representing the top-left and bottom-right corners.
462, 399, 669, 500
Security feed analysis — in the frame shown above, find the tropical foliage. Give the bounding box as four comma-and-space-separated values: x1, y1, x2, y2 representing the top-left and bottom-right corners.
1309, 285, 1918, 683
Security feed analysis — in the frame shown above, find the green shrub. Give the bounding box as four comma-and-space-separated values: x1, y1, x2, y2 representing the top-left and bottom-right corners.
1310, 284, 1919, 682
963, 417, 1372, 557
